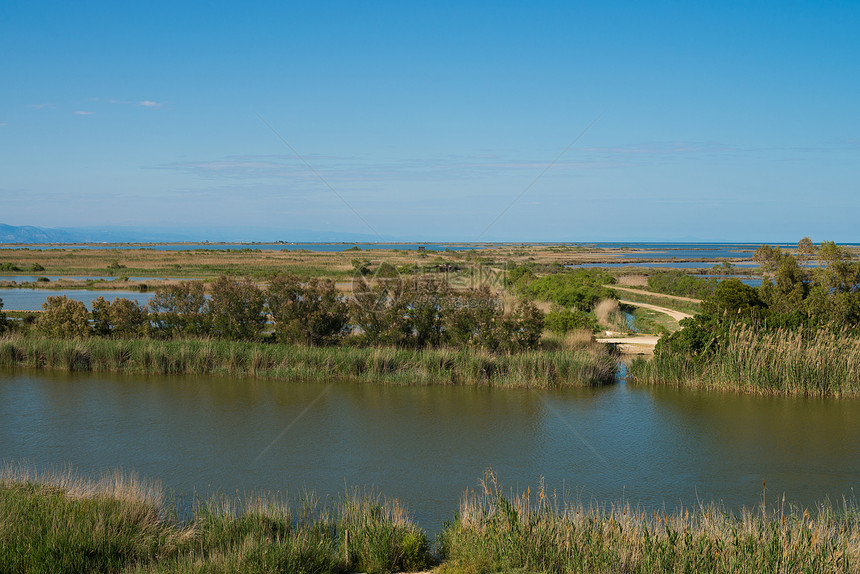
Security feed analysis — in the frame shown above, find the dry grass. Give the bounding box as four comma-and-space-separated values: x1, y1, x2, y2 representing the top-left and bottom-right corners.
0, 461, 164, 510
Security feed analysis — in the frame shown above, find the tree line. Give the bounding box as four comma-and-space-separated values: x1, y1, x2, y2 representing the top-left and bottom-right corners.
23, 275, 544, 353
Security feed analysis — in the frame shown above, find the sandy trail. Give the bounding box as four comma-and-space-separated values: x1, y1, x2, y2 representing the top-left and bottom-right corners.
619, 299, 693, 322
609, 284, 702, 304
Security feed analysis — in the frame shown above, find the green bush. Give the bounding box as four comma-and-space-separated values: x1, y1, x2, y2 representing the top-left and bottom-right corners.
521, 269, 616, 311
545, 308, 597, 334
208, 275, 266, 340
647, 270, 716, 299
36, 296, 91, 338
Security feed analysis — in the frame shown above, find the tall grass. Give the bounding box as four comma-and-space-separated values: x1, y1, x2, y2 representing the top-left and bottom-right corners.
0, 463, 430, 574
3, 464, 858, 573
439, 471, 860, 574
0, 334, 616, 388
630, 325, 860, 397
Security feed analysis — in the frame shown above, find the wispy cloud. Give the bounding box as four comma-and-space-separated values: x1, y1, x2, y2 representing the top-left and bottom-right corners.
0, 122, 8, 126
153, 152, 621, 185
73, 110, 94, 115
107, 98, 163, 108
27, 103, 55, 110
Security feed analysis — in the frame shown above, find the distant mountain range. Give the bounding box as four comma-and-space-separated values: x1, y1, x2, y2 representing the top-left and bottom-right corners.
0, 224, 78, 243
0, 223, 389, 244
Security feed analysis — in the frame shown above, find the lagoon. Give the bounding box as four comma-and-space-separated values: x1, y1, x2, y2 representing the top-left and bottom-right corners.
1, 368, 857, 532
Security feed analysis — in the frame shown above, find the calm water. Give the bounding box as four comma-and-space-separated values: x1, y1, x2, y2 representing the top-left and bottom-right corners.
1, 369, 857, 532
0, 289, 153, 311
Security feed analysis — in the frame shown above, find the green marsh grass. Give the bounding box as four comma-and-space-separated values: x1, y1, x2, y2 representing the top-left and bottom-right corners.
3, 464, 859, 573
630, 325, 860, 397
0, 334, 616, 388
440, 471, 860, 574
0, 463, 430, 574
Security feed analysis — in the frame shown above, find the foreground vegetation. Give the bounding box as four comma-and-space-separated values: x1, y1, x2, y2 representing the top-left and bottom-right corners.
0, 335, 616, 388
441, 472, 860, 574
3, 465, 859, 574
0, 464, 431, 574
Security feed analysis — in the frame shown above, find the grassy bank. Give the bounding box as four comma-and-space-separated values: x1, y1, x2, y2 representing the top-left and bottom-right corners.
440, 472, 860, 574
0, 463, 430, 574
3, 465, 858, 574
0, 335, 616, 388
629, 325, 860, 397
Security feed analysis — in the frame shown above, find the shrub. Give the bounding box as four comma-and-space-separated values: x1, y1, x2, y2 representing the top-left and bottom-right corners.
92, 296, 150, 338
148, 281, 209, 337
545, 307, 597, 334
268, 274, 349, 346
37, 296, 91, 338
521, 269, 616, 311
208, 275, 266, 340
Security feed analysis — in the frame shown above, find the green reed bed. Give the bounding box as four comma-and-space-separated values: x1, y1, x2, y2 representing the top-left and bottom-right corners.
0, 335, 616, 388
0, 463, 430, 574
439, 472, 860, 574
4, 465, 859, 574
630, 325, 860, 398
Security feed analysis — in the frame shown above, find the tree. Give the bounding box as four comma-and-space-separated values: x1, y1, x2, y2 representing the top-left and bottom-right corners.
816, 241, 859, 295
443, 285, 505, 349
797, 237, 816, 266
752, 245, 785, 277
37, 296, 91, 338
208, 275, 266, 340
268, 275, 349, 346
402, 277, 449, 348
110, 297, 150, 337
91, 296, 113, 336
350, 278, 412, 347
501, 301, 544, 352
148, 281, 209, 337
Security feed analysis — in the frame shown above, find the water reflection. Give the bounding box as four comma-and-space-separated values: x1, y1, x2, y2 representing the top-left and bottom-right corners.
0, 369, 857, 532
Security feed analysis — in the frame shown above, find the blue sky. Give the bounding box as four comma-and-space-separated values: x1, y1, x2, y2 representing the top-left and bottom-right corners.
1, 1, 858, 242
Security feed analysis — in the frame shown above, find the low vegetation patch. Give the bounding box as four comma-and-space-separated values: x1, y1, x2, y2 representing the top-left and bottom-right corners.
0, 335, 616, 388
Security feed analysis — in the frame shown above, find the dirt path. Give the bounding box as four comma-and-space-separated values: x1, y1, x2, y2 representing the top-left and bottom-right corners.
619, 299, 693, 322
609, 284, 702, 304
595, 299, 693, 354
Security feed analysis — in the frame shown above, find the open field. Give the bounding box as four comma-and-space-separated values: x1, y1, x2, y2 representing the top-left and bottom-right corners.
3, 464, 858, 574
0, 243, 768, 284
